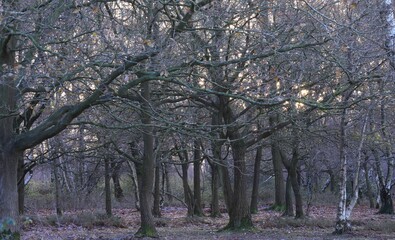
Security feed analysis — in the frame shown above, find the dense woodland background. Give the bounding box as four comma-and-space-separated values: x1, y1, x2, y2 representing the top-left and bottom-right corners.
1, 0, 395, 239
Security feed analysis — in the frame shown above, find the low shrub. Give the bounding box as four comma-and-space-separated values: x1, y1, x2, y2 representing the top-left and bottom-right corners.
0, 218, 20, 240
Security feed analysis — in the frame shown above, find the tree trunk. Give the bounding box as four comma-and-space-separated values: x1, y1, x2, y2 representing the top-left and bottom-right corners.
375, 0, 395, 215
330, 171, 338, 193
289, 166, 304, 218
127, 160, 141, 211
289, 137, 304, 219
17, 153, 25, 215
220, 154, 234, 213
334, 145, 350, 234
270, 115, 285, 209
210, 163, 221, 217
111, 160, 124, 201
181, 154, 194, 216
53, 158, 62, 216
216, 93, 252, 230
334, 102, 351, 234
211, 113, 233, 212
334, 101, 348, 233
250, 146, 263, 214
104, 157, 112, 217
209, 141, 222, 217
363, 160, 375, 209
135, 81, 158, 237
193, 140, 203, 216
224, 138, 252, 230
163, 163, 173, 204
378, 186, 394, 214
0, 150, 20, 234
0, 13, 19, 235
283, 175, 294, 217
153, 165, 161, 217
271, 137, 285, 209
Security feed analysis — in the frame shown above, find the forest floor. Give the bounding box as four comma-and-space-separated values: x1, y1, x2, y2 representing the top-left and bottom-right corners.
21, 205, 395, 240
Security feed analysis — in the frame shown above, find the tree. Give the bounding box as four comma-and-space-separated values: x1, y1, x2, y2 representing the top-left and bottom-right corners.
0, 0, 156, 234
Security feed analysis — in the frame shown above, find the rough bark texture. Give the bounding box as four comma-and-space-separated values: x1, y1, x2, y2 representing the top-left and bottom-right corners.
271, 139, 285, 208
250, 146, 263, 214
223, 139, 253, 230
135, 81, 158, 238
209, 139, 222, 218
0, 150, 19, 233
17, 153, 25, 215
283, 175, 294, 217
221, 101, 253, 230
0, 28, 19, 234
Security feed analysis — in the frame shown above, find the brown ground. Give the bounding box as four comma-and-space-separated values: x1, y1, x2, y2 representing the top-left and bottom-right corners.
21, 205, 395, 240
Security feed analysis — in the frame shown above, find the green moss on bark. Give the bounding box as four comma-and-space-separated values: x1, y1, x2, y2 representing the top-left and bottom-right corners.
221, 216, 254, 232
135, 225, 159, 238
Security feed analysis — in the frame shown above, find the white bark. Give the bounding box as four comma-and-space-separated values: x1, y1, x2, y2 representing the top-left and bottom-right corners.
336, 106, 348, 230
386, 0, 395, 38
345, 114, 368, 219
